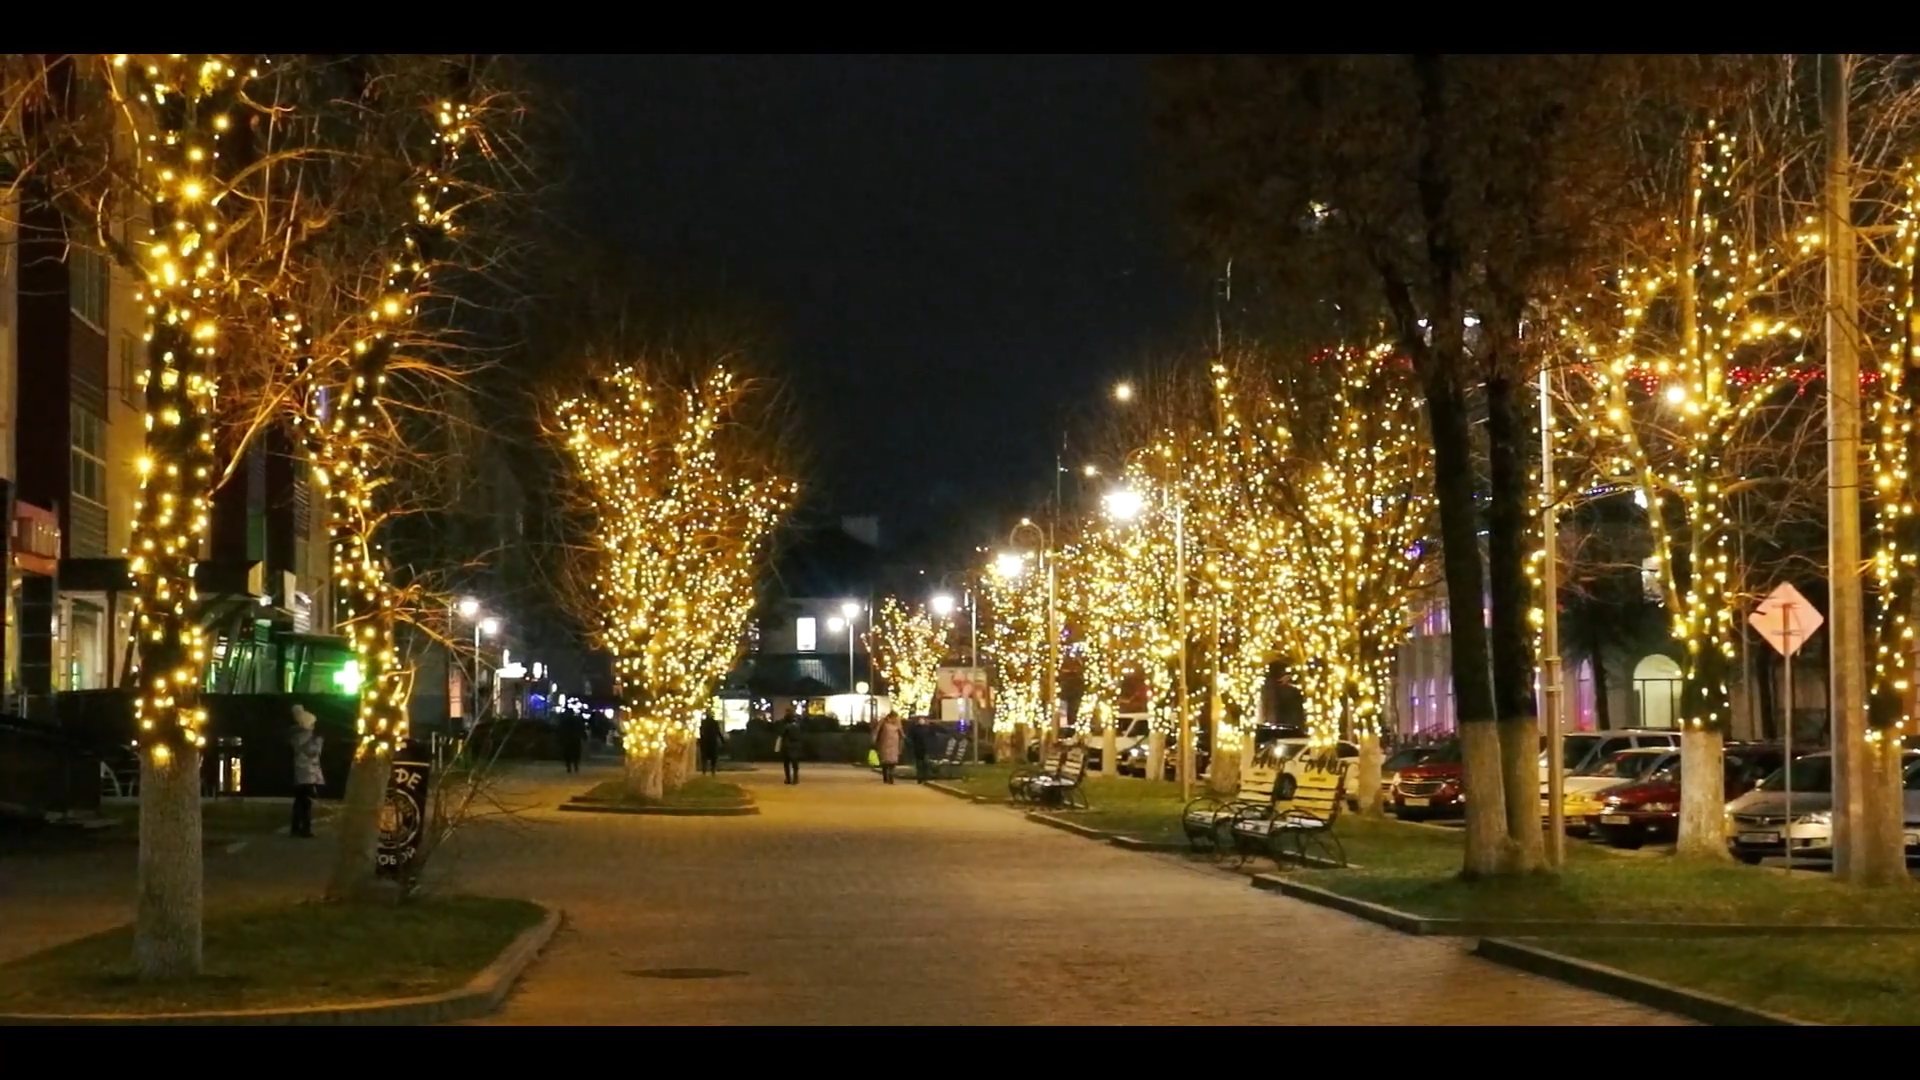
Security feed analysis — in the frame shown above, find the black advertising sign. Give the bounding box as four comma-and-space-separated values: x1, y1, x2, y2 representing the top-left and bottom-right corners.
376, 754, 432, 878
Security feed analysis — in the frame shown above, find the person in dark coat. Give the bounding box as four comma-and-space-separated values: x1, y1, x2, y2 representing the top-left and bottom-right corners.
558, 710, 586, 774
907, 715, 934, 784
776, 709, 804, 785
698, 713, 724, 776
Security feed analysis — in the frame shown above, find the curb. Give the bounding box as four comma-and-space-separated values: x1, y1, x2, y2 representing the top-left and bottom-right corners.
926, 782, 994, 804
1026, 812, 1191, 854
559, 800, 758, 817
1110, 835, 1192, 854
1472, 939, 1812, 1027
1250, 877, 1920, 938
1025, 811, 1109, 841
0, 905, 563, 1026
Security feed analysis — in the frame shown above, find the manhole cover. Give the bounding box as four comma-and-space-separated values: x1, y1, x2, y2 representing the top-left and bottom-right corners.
627, 967, 746, 980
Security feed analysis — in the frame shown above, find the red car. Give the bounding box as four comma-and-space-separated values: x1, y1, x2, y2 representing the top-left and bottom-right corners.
1587, 743, 1786, 849
1390, 741, 1463, 820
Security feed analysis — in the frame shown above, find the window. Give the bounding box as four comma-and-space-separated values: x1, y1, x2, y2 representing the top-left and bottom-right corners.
70, 406, 106, 505
796, 617, 817, 653
69, 246, 108, 330
120, 332, 142, 407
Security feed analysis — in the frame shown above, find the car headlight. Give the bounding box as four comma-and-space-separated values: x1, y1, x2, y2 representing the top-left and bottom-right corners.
1799, 810, 1831, 826
1643, 802, 1676, 812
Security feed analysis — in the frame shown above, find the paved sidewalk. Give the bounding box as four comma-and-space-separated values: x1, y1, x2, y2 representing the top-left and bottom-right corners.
448, 761, 1688, 1026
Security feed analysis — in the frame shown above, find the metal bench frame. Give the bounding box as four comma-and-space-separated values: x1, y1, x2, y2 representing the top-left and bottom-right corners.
1231, 758, 1349, 869
1180, 765, 1280, 858
1009, 745, 1069, 803
1028, 746, 1091, 810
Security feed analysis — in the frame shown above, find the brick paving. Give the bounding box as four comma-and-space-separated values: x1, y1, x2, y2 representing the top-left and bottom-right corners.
444, 761, 1689, 1026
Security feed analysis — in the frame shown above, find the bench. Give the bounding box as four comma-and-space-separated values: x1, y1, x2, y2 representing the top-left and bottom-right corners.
1009, 745, 1069, 803
1180, 765, 1280, 857
1028, 744, 1091, 810
932, 735, 970, 779
1231, 753, 1348, 869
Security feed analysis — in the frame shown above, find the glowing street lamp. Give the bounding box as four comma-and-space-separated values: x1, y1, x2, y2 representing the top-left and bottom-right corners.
1102, 488, 1146, 522
1113, 381, 1134, 403
458, 597, 480, 619
994, 551, 1027, 579
930, 593, 956, 617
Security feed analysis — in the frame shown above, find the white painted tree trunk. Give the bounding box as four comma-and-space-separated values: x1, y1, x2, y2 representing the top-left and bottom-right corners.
1858, 735, 1910, 885
662, 729, 691, 793
136, 745, 204, 979
327, 746, 393, 902
1498, 718, 1543, 872
1356, 731, 1384, 816
1460, 721, 1511, 878
1099, 706, 1117, 778
1146, 730, 1165, 783
626, 746, 664, 800
1209, 727, 1240, 795
1675, 727, 1730, 859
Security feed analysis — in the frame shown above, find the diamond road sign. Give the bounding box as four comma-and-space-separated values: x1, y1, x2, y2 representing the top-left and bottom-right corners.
1750, 582, 1822, 658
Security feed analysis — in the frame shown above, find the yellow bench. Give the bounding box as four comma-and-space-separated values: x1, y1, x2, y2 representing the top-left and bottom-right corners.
1231, 754, 1349, 868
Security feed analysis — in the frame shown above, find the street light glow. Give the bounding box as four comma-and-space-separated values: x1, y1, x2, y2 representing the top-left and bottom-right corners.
479, 617, 499, 636
994, 552, 1026, 579
1103, 488, 1146, 522
1082, 463, 1100, 478
930, 593, 956, 617
841, 600, 861, 619
828, 616, 846, 632
458, 597, 479, 619
1113, 381, 1134, 403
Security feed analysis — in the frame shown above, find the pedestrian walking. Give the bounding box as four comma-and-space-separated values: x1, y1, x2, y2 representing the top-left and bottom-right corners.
776, 708, 804, 785
907, 715, 933, 784
289, 705, 324, 838
698, 712, 723, 776
558, 709, 586, 774
873, 710, 904, 785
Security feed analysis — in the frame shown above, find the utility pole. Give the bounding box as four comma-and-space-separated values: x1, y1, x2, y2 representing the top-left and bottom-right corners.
1175, 495, 1192, 802
1539, 366, 1566, 871
1823, 52, 1866, 882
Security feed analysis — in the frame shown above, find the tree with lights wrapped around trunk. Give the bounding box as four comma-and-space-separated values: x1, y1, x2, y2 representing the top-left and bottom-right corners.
283, 69, 486, 903
116, 53, 252, 981
865, 597, 949, 718
554, 358, 794, 800
980, 547, 1052, 764
1555, 121, 1815, 860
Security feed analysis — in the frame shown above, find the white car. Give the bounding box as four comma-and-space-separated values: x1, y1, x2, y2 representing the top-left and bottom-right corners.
1725, 750, 1920, 864
1539, 729, 1680, 786
1263, 738, 1362, 809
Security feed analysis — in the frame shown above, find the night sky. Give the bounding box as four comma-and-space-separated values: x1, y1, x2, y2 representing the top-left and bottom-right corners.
542, 55, 1201, 537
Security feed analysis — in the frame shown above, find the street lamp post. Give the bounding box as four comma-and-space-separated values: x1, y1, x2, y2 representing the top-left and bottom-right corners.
1539, 367, 1566, 871
1009, 520, 1055, 763
476, 616, 499, 726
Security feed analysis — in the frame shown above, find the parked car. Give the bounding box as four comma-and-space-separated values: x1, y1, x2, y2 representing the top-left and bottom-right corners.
1117, 724, 1300, 780
1542, 747, 1680, 836
1391, 740, 1465, 820
1725, 749, 1920, 864
1381, 743, 1443, 800
1086, 714, 1150, 771
1588, 744, 1785, 849
1541, 729, 1681, 785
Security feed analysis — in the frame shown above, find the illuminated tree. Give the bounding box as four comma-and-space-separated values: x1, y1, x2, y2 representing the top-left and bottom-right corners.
110, 53, 254, 981
980, 547, 1052, 763
1554, 121, 1813, 858
555, 357, 794, 799
1198, 346, 1432, 807
865, 596, 949, 717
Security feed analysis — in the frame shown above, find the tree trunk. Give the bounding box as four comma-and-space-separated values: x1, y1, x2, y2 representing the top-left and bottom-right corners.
626, 745, 664, 801
1485, 368, 1543, 873
1146, 728, 1165, 782
326, 745, 393, 902
1210, 726, 1241, 795
1099, 704, 1118, 777
1858, 736, 1911, 886
1672, 727, 1730, 859
135, 744, 204, 979
1010, 723, 1029, 768
661, 729, 690, 793
993, 721, 1012, 766
1423, 374, 1507, 877
1357, 730, 1384, 816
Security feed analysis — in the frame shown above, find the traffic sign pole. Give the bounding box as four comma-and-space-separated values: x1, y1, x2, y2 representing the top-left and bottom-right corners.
1781, 602, 1794, 875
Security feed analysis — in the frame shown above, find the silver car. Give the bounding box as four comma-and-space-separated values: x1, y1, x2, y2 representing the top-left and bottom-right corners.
1724, 750, 1920, 864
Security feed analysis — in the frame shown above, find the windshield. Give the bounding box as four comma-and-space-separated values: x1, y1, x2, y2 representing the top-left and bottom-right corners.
1588, 752, 1670, 781
1417, 741, 1462, 765
1125, 719, 1149, 738
1759, 756, 1834, 793
1384, 747, 1434, 772
1552, 734, 1601, 770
